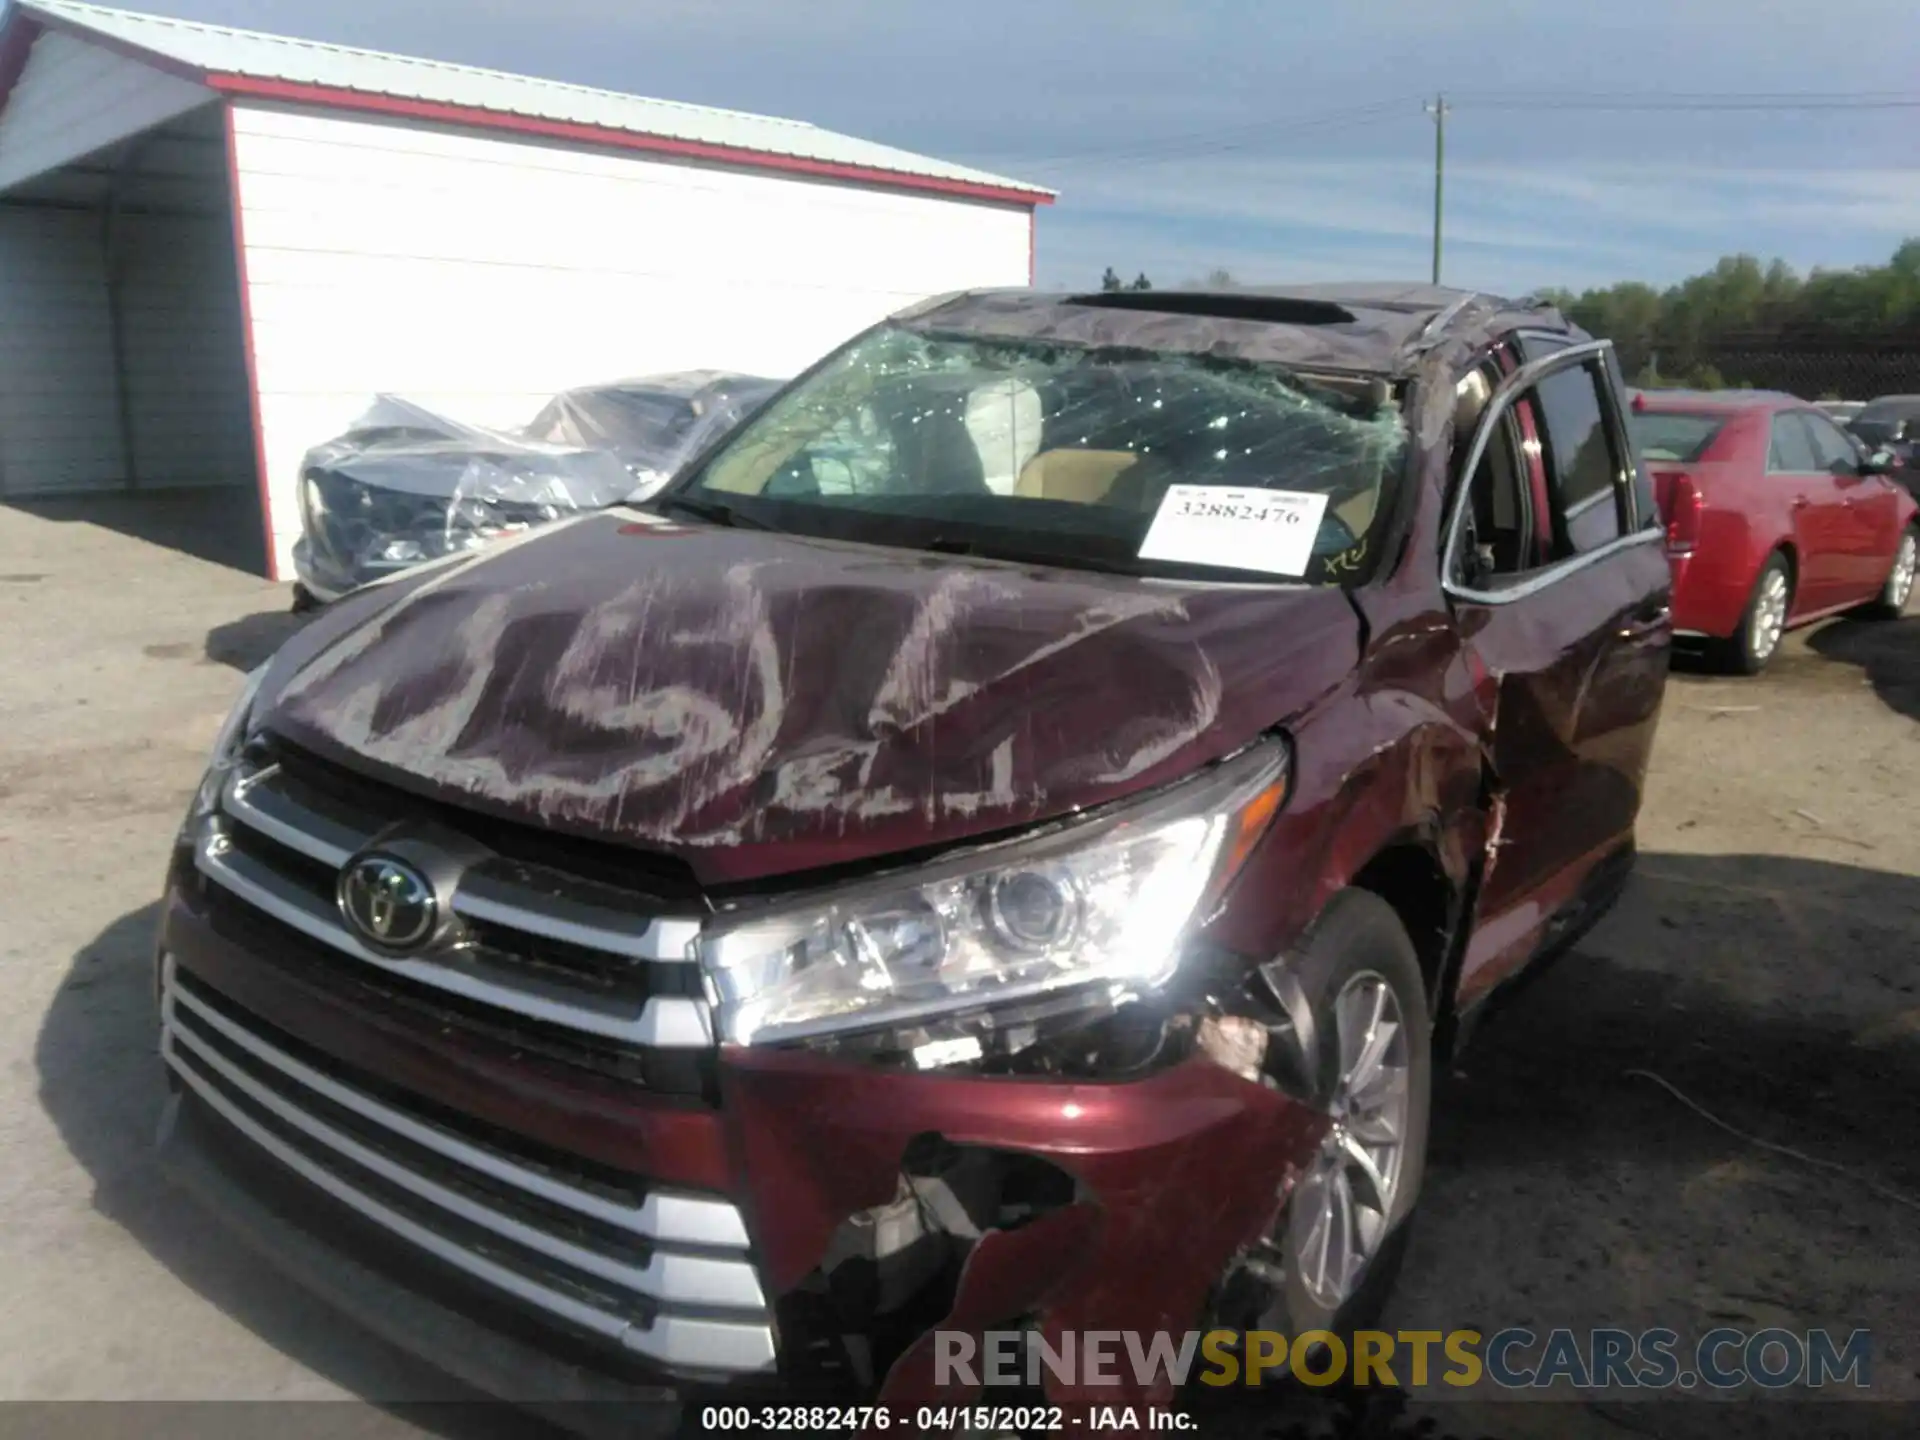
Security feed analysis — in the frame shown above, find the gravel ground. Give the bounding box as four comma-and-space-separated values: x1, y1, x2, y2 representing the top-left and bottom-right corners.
1, 494, 1915, 1440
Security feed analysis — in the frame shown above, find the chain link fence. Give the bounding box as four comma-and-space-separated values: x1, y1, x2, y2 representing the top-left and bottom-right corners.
1619, 333, 1920, 401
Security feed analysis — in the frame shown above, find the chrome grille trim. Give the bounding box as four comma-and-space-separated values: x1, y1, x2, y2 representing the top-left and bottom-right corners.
164, 975, 747, 1250
193, 824, 713, 1048
225, 764, 358, 869
212, 752, 714, 1047
221, 761, 700, 963
160, 960, 775, 1375
450, 876, 701, 964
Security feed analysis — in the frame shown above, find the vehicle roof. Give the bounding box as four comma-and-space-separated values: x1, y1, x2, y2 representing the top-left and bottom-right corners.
1858, 394, 1920, 415
897, 284, 1575, 377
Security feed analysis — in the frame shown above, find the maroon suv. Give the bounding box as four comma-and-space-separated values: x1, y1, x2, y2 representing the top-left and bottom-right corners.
154, 285, 1672, 1420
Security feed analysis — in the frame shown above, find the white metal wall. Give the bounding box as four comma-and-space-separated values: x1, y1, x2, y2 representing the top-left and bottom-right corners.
0, 205, 122, 494
0, 30, 209, 192
229, 102, 1035, 578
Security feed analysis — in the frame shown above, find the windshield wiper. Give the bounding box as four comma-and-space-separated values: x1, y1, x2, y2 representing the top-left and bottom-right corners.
922, 535, 1145, 577
650, 493, 774, 530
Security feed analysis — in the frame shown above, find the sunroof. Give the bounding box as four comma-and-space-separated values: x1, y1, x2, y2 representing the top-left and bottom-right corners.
1067, 291, 1359, 326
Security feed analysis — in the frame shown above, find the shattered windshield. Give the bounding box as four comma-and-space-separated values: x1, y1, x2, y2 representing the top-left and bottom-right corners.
666, 325, 1407, 584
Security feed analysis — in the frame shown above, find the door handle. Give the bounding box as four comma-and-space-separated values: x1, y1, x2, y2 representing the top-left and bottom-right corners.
1790, 496, 1810, 510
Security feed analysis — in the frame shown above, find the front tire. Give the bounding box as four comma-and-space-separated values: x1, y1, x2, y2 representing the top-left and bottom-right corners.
1715, 552, 1792, 675
1864, 526, 1917, 619
1210, 890, 1433, 1354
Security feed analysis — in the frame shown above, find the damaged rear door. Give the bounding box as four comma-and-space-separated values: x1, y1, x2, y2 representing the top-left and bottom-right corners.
1444, 337, 1671, 1007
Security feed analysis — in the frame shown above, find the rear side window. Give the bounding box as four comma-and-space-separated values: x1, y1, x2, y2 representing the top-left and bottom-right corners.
1799, 412, 1859, 472
1631, 411, 1727, 463
1767, 414, 1822, 473
1531, 363, 1626, 555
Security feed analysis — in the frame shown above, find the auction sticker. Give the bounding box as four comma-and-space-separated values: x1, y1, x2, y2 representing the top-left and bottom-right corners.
1137, 485, 1329, 576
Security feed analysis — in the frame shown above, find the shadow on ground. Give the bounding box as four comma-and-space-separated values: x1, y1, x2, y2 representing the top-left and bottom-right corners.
4, 489, 268, 576
31, 904, 551, 1440
1808, 614, 1920, 721
33, 853, 1920, 1439
206, 610, 310, 671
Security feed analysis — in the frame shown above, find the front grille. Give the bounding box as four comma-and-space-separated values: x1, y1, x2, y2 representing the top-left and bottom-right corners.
197, 883, 711, 1091
161, 959, 776, 1376
270, 739, 703, 902
193, 745, 714, 1054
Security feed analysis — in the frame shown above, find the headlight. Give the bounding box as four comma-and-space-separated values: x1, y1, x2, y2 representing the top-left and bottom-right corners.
700, 740, 1290, 1046
188, 663, 268, 821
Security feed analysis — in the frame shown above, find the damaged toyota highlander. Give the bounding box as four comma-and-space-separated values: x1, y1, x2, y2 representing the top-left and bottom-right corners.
153, 285, 1672, 1422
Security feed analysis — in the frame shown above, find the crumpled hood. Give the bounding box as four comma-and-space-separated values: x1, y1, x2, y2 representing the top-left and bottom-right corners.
258, 511, 1361, 885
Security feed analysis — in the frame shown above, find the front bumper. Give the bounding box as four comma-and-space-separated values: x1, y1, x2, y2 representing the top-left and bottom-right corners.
291, 532, 425, 606
157, 1089, 687, 1439
156, 873, 1324, 1411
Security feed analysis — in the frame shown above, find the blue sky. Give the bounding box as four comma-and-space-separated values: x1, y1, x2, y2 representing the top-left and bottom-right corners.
61, 0, 1920, 293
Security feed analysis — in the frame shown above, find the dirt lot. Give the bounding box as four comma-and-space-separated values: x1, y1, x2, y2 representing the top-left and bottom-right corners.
1, 495, 1916, 1439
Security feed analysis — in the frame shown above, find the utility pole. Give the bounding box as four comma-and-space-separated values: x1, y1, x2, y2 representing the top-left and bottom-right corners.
1425, 92, 1448, 285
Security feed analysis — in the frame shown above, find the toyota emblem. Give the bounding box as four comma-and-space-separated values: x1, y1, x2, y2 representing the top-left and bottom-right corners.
338, 854, 437, 949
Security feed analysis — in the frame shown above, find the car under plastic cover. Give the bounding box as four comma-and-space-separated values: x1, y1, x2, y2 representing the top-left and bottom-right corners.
293, 374, 782, 602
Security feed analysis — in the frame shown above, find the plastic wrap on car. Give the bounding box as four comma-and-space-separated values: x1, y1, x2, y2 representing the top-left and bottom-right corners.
523, 372, 784, 502
295, 396, 641, 597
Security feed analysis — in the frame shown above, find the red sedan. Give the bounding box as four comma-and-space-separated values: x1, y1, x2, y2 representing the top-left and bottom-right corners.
1630, 389, 1919, 672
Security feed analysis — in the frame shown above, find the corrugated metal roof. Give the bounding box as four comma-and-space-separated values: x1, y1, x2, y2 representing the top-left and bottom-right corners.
10, 0, 1052, 201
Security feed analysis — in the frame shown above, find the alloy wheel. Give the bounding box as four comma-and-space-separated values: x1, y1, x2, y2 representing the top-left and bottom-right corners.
1285, 971, 1412, 1312
1891, 533, 1918, 612
1750, 568, 1790, 664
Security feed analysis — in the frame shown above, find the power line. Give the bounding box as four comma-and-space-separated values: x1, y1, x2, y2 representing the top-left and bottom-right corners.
1454, 86, 1918, 106
1462, 97, 1920, 112
994, 89, 1920, 173
1005, 99, 1415, 171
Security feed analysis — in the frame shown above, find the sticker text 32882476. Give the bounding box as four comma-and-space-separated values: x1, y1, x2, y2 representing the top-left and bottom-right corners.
1137, 484, 1330, 577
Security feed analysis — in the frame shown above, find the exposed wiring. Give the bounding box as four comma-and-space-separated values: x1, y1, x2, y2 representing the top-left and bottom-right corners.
1624, 1068, 1920, 1215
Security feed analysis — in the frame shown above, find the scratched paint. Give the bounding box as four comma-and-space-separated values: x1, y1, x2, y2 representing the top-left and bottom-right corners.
258, 516, 1362, 882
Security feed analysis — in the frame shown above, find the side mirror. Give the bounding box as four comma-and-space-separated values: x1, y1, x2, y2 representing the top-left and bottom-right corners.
1861, 447, 1898, 476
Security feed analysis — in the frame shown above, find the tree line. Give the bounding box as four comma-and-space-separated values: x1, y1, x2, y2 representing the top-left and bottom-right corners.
1539, 239, 1920, 391
1098, 243, 1920, 395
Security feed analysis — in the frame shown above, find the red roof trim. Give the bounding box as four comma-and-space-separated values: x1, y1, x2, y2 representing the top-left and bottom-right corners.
207, 74, 1054, 208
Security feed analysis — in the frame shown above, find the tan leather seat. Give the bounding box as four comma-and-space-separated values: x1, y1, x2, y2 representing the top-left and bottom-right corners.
1014, 449, 1139, 504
